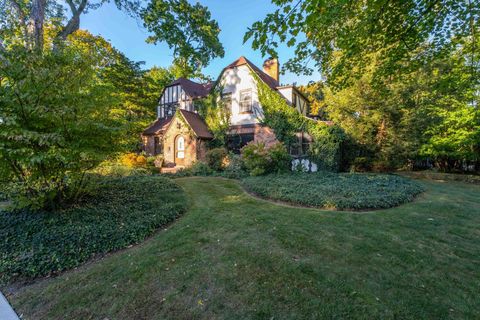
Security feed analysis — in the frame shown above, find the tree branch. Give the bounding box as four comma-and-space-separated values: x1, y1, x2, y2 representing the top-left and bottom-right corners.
56, 0, 88, 41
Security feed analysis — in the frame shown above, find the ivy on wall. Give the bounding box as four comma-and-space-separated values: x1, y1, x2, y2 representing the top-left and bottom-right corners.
196, 86, 231, 148
254, 74, 347, 171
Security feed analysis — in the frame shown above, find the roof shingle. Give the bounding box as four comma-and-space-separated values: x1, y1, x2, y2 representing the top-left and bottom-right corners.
169, 78, 212, 99
178, 109, 213, 139
142, 117, 172, 135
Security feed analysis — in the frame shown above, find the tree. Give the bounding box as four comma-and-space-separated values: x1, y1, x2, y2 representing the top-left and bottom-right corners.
0, 45, 122, 209
245, 0, 479, 88
142, 0, 225, 70
1, 0, 224, 72
297, 81, 326, 119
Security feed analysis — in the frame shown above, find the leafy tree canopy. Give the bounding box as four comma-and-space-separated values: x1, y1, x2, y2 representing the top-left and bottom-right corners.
245, 0, 479, 87
1, 0, 224, 71
142, 0, 225, 70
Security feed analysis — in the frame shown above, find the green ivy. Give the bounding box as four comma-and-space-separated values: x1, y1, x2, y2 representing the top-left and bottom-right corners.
196, 87, 231, 148
254, 74, 347, 171
0, 175, 187, 284
242, 172, 424, 210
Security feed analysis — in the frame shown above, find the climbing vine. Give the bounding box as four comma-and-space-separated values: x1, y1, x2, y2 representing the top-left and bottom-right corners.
254, 73, 347, 171
196, 86, 231, 148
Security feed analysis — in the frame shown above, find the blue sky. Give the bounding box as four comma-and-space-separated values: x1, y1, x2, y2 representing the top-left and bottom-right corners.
80, 0, 320, 85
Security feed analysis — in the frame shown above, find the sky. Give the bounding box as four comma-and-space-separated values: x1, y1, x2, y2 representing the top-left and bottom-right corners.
80, 0, 320, 85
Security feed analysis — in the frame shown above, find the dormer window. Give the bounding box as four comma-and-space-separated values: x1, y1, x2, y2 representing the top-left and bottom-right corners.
239, 89, 253, 114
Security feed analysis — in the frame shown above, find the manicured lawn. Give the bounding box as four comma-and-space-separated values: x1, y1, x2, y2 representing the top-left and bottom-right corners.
5, 177, 480, 319
0, 176, 187, 284
243, 172, 424, 210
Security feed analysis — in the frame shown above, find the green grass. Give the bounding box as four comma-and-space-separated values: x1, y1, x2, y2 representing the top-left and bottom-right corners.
243, 172, 424, 210
5, 177, 480, 319
0, 176, 186, 284
400, 170, 480, 184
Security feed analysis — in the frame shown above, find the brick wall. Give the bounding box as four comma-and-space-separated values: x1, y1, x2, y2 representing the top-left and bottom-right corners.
162, 116, 209, 167
229, 124, 278, 148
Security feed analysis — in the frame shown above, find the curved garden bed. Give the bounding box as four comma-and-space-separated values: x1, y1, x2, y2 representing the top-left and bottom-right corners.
242, 172, 424, 210
0, 176, 187, 284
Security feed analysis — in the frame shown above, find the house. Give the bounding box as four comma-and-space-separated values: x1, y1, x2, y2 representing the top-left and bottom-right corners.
142, 56, 310, 167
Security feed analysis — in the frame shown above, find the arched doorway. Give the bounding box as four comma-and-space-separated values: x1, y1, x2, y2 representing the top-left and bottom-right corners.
174, 135, 185, 166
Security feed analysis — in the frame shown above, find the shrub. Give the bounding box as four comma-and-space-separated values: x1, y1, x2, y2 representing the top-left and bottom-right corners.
0, 47, 121, 210
241, 142, 291, 176
241, 142, 271, 176
206, 148, 228, 171
0, 175, 187, 284
222, 153, 247, 179
268, 142, 291, 173
242, 172, 425, 210
93, 163, 151, 177
136, 155, 147, 166
120, 153, 148, 168
350, 157, 372, 172
190, 162, 214, 176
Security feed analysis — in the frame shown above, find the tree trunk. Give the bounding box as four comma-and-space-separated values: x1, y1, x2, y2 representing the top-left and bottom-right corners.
27, 0, 46, 50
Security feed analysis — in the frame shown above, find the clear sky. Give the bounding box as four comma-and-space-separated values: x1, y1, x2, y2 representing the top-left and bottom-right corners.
80, 0, 320, 85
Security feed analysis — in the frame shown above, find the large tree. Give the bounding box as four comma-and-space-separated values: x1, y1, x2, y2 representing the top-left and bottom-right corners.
0, 0, 224, 70
245, 0, 479, 87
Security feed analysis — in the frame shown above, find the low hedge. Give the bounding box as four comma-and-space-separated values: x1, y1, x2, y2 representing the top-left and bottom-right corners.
242, 172, 424, 210
0, 176, 187, 284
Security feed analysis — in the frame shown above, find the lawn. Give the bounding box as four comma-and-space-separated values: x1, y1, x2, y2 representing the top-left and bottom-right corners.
5, 177, 480, 319
242, 172, 424, 210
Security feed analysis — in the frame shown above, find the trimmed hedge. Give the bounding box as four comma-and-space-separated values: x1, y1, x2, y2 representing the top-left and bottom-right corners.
242, 172, 424, 210
0, 176, 187, 284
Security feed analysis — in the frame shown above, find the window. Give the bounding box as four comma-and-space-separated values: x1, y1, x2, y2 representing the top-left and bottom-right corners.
239, 89, 253, 113
289, 133, 312, 156
227, 133, 254, 154
177, 136, 185, 159
154, 136, 162, 155
163, 103, 178, 117
222, 92, 232, 113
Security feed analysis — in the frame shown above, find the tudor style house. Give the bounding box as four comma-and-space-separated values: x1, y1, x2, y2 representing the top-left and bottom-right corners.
142, 56, 309, 168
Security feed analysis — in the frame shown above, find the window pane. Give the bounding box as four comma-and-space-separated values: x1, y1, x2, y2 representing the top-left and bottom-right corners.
240, 89, 252, 113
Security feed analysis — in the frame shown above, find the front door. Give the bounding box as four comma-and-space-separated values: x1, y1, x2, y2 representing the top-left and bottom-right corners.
174, 135, 185, 166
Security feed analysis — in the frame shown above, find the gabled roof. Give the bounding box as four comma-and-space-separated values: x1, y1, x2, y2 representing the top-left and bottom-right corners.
142, 117, 172, 135
223, 56, 279, 90
178, 109, 213, 139
168, 77, 212, 99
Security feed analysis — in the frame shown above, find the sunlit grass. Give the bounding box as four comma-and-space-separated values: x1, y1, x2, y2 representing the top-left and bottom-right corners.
6, 177, 480, 319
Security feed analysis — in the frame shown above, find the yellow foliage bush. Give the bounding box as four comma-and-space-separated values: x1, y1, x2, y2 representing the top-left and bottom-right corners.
120, 153, 147, 168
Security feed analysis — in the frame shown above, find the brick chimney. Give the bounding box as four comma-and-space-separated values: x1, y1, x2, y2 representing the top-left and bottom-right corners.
263, 57, 279, 83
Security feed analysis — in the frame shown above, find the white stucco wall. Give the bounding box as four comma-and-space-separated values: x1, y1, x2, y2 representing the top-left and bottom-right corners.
157, 85, 194, 118
219, 65, 264, 126
277, 87, 293, 104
